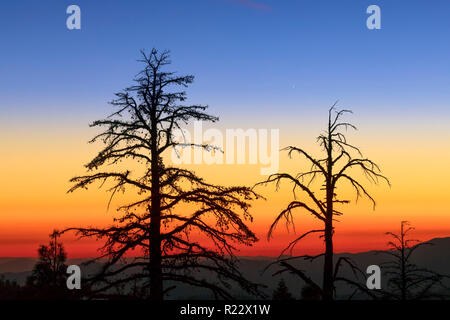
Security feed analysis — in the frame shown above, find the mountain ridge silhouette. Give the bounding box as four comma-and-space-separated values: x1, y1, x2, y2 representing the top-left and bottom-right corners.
2, 236, 449, 298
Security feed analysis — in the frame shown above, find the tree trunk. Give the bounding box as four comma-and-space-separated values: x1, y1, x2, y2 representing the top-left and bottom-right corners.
149, 169, 162, 300
322, 128, 334, 300
149, 107, 163, 301
322, 215, 334, 300
400, 224, 406, 301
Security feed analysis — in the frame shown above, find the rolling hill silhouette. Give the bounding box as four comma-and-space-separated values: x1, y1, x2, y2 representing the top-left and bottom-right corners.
1, 237, 449, 299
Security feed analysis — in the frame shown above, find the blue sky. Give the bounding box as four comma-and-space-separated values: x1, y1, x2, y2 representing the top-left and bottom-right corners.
1, 0, 449, 125
1, 1, 450, 257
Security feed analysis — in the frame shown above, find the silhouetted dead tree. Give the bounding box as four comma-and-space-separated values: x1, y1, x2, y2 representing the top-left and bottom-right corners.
256, 105, 389, 300
65, 49, 262, 300
378, 221, 450, 300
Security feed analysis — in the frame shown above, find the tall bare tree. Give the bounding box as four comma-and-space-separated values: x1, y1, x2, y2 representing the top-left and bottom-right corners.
66, 49, 261, 300
379, 221, 449, 300
257, 105, 389, 300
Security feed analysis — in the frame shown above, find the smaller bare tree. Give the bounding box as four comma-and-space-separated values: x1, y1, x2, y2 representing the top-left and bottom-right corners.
379, 221, 450, 300
256, 105, 389, 300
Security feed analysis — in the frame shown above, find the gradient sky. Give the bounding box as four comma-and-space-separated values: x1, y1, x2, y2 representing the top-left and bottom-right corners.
1, 0, 450, 257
